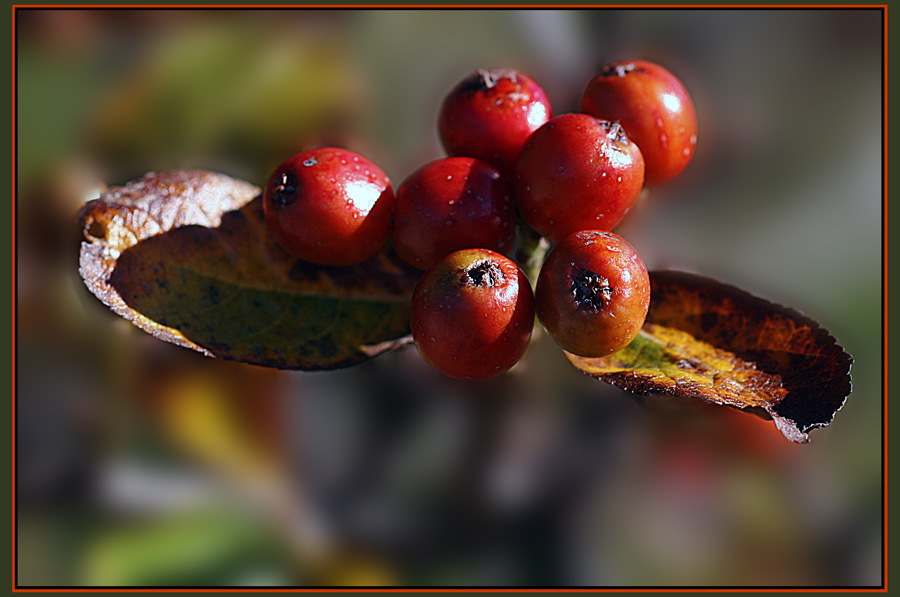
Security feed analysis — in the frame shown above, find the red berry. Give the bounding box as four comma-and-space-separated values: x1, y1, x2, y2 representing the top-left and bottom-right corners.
410, 249, 535, 381
263, 147, 395, 266
438, 68, 553, 174
512, 113, 645, 244
535, 230, 650, 358
392, 157, 516, 270
580, 59, 697, 187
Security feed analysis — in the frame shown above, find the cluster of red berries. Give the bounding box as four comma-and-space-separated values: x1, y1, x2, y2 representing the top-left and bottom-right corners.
263, 60, 697, 380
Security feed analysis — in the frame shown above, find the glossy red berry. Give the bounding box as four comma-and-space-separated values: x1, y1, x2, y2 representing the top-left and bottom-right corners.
393, 157, 516, 270
410, 249, 535, 381
263, 147, 395, 266
580, 59, 697, 187
512, 113, 645, 244
438, 68, 553, 174
535, 230, 650, 358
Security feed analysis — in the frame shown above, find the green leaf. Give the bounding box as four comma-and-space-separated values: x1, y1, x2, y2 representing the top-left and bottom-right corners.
567, 271, 853, 443
77, 170, 420, 370
82, 506, 279, 586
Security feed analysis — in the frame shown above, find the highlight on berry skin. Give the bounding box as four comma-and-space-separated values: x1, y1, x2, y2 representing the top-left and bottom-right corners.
262, 146, 395, 267
512, 113, 645, 244
438, 67, 554, 175
392, 156, 516, 270
580, 59, 697, 187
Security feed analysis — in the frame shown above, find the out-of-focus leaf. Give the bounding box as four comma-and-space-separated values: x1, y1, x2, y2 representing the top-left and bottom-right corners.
77, 170, 419, 370
568, 271, 853, 443
82, 506, 280, 586
155, 369, 279, 483
89, 21, 365, 175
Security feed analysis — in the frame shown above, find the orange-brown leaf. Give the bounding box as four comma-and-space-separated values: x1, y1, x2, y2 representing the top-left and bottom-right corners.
568, 271, 852, 442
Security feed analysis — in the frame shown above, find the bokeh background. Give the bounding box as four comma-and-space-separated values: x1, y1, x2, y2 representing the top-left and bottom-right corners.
15, 8, 883, 587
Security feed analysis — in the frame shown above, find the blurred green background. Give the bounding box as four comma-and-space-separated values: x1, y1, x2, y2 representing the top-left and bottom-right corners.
16, 8, 883, 587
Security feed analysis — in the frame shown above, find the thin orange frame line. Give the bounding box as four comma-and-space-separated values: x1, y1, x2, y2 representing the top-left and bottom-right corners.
12, 3, 17, 594
9, 4, 889, 594
6, 590, 892, 594
7, 3, 893, 8
881, 4, 888, 594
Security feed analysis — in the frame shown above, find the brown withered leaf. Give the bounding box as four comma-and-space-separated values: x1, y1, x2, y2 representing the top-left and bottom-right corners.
568, 271, 853, 442
77, 170, 420, 370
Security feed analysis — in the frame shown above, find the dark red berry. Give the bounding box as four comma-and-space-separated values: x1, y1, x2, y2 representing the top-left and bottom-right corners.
580, 59, 697, 186
410, 248, 535, 380
438, 68, 553, 174
513, 113, 645, 243
392, 157, 516, 270
535, 230, 650, 358
263, 147, 395, 266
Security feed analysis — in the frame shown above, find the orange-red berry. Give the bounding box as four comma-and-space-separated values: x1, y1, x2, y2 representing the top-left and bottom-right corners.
536, 230, 650, 358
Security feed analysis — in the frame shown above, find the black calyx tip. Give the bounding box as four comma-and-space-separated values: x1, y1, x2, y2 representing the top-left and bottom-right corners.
601, 62, 640, 78
271, 171, 298, 207
458, 68, 511, 94
601, 120, 628, 144
572, 268, 611, 310
463, 260, 504, 287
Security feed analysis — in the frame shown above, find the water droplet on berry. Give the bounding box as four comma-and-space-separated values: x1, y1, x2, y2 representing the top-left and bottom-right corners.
303, 158, 318, 167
